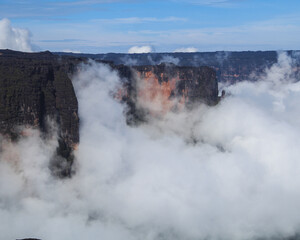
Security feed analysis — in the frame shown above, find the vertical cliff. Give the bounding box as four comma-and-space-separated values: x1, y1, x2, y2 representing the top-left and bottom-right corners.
115, 63, 218, 122
0, 50, 218, 175
134, 64, 218, 106
0, 50, 79, 176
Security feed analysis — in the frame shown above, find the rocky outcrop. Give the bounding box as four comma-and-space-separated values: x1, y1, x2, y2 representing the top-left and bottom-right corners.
0, 49, 79, 176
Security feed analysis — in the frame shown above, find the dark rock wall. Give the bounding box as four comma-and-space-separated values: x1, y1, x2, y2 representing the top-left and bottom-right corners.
0, 50, 79, 173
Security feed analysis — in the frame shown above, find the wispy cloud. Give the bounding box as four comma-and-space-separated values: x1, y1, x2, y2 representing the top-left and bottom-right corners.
174, 47, 198, 52
0, 0, 111, 18
128, 45, 152, 53
92, 17, 187, 24
62, 49, 81, 53
180, 0, 245, 7
40, 39, 86, 43
55, 0, 136, 6
4, 0, 300, 53
32, 14, 300, 53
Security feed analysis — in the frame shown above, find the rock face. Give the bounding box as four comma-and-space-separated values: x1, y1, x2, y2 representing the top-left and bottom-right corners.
0, 50, 79, 176
133, 64, 218, 105
0, 49, 218, 175
115, 64, 218, 123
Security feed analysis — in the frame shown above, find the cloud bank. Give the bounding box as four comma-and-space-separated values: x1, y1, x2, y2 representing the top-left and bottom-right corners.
1, 53, 300, 240
128, 45, 152, 54
174, 47, 198, 53
0, 18, 33, 52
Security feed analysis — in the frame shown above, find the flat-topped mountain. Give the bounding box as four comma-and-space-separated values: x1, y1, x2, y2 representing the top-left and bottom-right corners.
0, 49, 80, 176
56, 50, 300, 83
0, 49, 219, 175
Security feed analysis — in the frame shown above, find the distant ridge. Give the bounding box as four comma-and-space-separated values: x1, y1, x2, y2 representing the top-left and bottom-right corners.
54, 50, 300, 83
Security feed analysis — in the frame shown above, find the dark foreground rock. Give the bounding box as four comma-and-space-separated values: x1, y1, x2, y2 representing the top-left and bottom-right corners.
0, 49, 79, 176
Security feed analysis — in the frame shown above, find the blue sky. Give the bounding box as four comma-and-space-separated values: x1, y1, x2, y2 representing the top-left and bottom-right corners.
1, 0, 300, 53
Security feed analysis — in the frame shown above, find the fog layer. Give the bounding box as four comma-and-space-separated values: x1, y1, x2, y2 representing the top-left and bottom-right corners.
1, 53, 300, 240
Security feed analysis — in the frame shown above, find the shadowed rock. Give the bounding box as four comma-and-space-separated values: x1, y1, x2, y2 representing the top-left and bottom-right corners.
0, 49, 79, 177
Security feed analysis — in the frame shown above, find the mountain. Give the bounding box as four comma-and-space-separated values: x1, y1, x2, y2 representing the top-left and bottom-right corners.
0, 49, 219, 175
0, 49, 80, 176
55, 50, 300, 83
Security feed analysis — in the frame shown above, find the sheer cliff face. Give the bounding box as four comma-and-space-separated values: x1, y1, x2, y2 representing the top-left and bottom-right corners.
0, 50, 79, 174
134, 65, 218, 105
117, 64, 218, 121
0, 50, 218, 174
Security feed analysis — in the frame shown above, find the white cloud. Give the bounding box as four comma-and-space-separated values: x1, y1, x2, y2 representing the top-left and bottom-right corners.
55, 0, 135, 6
158, 55, 180, 65
22, 14, 300, 53
186, 0, 239, 7
173, 47, 198, 53
128, 45, 152, 54
92, 17, 187, 24
62, 49, 82, 53
0, 18, 33, 52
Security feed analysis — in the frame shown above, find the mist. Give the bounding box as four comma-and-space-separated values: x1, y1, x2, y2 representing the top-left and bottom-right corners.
0, 18, 33, 52
128, 46, 152, 54
174, 47, 198, 53
1, 53, 300, 240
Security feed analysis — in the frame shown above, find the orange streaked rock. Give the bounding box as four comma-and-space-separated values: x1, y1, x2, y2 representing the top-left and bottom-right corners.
136, 70, 185, 116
